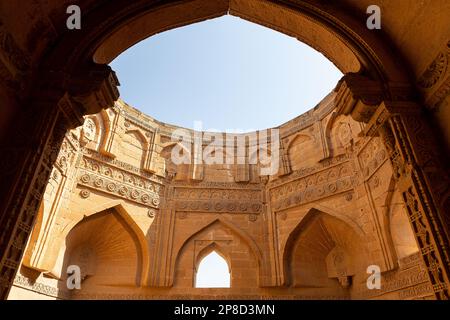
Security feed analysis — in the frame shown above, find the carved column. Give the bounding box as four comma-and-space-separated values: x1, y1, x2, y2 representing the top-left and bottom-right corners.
0, 64, 119, 299
336, 73, 450, 299
365, 102, 450, 299
0, 93, 74, 299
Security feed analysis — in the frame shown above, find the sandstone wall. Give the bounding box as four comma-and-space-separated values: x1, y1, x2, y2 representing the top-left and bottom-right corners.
8, 94, 432, 300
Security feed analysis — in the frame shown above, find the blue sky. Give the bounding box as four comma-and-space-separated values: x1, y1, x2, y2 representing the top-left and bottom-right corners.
111, 15, 342, 132
195, 251, 230, 288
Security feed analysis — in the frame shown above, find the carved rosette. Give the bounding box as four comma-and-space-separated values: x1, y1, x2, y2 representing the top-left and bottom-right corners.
77, 153, 164, 209
270, 161, 354, 211
172, 187, 263, 214
358, 138, 388, 180
77, 171, 161, 208
418, 42, 450, 110
174, 199, 262, 214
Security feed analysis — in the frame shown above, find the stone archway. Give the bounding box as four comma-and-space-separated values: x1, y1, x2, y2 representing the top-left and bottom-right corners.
171, 218, 263, 289
194, 242, 231, 288
59, 207, 147, 299
0, 0, 449, 300
282, 209, 368, 296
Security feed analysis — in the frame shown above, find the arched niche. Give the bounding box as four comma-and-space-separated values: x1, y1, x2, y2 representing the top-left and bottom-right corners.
326, 114, 364, 156
50, 204, 149, 295
59, 207, 147, 296
283, 209, 368, 293
160, 141, 192, 180
119, 129, 148, 169
98, 108, 118, 158
79, 115, 102, 150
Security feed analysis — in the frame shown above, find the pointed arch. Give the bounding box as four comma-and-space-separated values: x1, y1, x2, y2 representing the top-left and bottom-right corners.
160, 141, 192, 157
308, 204, 366, 238
286, 133, 313, 151
282, 207, 366, 286
123, 128, 150, 169
194, 242, 232, 288
63, 203, 149, 287
125, 128, 149, 148
172, 218, 264, 285
43, 0, 411, 102
194, 241, 231, 273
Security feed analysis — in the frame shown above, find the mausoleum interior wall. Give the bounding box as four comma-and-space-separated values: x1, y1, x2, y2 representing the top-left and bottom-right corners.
7, 93, 428, 300
0, 0, 449, 152
0, 0, 448, 301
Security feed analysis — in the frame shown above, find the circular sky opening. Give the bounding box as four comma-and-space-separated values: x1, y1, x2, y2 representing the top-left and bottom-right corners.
111, 15, 343, 132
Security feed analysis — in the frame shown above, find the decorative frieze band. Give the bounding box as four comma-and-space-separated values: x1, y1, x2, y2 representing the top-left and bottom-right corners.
13, 274, 68, 299
269, 154, 351, 188
171, 186, 263, 214
271, 177, 354, 212
357, 138, 388, 180
174, 188, 262, 201
79, 153, 164, 188
81, 148, 164, 184
354, 266, 433, 299
77, 170, 161, 208
174, 199, 263, 214
269, 159, 355, 211
171, 180, 263, 190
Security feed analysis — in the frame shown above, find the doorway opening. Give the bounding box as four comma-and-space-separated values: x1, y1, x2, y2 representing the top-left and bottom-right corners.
195, 251, 231, 288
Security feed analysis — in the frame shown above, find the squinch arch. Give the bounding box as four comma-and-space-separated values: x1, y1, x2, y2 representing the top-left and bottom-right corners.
282, 208, 367, 287
59, 204, 149, 287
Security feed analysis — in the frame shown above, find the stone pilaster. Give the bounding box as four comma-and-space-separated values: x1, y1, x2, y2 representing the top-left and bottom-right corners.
365, 102, 450, 299
335, 73, 450, 299
0, 97, 68, 299
0, 63, 120, 299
